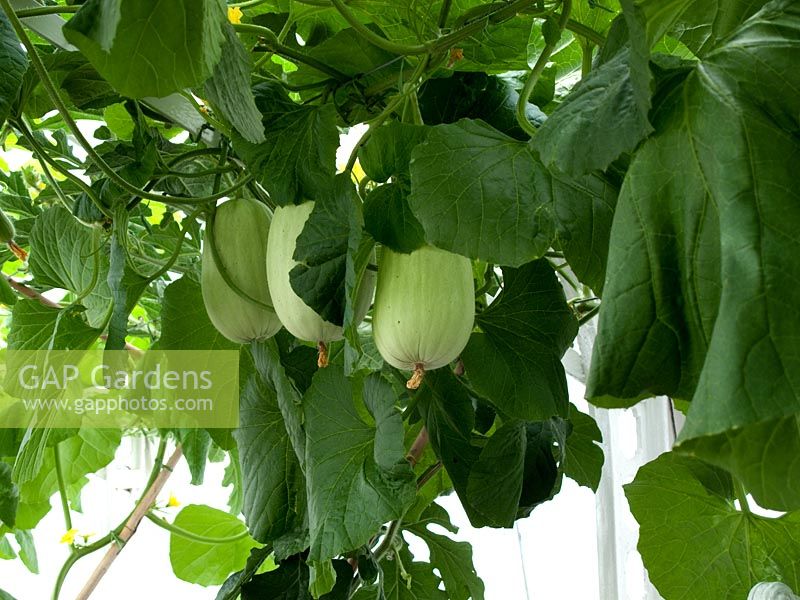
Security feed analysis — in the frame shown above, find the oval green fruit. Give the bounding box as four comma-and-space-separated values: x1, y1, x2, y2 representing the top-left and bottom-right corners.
0, 208, 27, 261
266, 201, 375, 366
201, 197, 282, 344
0, 209, 16, 244
372, 245, 474, 388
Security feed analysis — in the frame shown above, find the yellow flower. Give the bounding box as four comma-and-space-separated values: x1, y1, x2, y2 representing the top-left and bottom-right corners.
167, 493, 181, 508
228, 6, 243, 24
60, 528, 78, 544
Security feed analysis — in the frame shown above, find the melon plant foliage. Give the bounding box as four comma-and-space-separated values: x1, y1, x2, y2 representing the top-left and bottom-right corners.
0, 0, 797, 599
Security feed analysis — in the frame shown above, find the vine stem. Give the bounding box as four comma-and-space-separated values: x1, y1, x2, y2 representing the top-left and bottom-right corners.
52, 437, 168, 600
234, 23, 349, 80
516, 0, 573, 137
735, 481, 752, 515
0, 0, 253, 206
330, 0, 540, 56
344, 55, 432, 173
54, 444, 73, 537
74, 444, 184, 600
406, 427, 429, 467
144, 512, 250, 544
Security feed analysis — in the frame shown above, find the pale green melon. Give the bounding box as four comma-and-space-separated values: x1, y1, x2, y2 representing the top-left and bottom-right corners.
266, 201, 375, 362
201, 197, 282, 344
372, 245, 474, 387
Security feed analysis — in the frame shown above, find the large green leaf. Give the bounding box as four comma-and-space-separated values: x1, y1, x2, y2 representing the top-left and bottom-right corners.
671, 0, 770, 57
233, 346, 306, 546
7, 301, 102, 351
407, 504, 484, 600
233, 82, 338, 206
409, 119, 554, 266
532, 48, 653, 176
239, 556, 352, 600
409, 119, 616, 281
204, 23, 265, 144
289, 175, 354, 325
587, 0, 800, 509
625, 452, 800, 600
14, 529, 37, 574
462, 260, 577, 421
15, 429, 120, 530
28, 207, 110, 328
363, 183, 425, 254
0, 11, 27, 130
351, 544, 447, 600
303, 369, 415, 562
0, 464, 17, 529
416, 370, 484, 522
169, 504, 259, 586
63, 0, 227, 98
563, 404, 604, 492
358, 122, 429, 183
157, 276, 237, 350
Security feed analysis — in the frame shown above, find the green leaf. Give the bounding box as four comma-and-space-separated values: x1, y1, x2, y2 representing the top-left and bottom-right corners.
407, 504, 484, 600
358, 122, 429, 183
308, 560, 336, 598
216, 545, 274, 600
462, 260, 577, 421
178, 429, 212, 486
0, 464, 18, 529
63, 0, 227, 98
409, 119, 554, 266
233, 349, 306, 546
363, 183, 425, 254
0, 535, 16, 560
0, 11, 27, 130
303, 369, 415, 562
14, 529, 37, 574
222, 448, 244, 516
352, 544, 447, 600
204, 23, 265, 144
587, 0, 800, 508
8, 301, 102, 351
105, 219, 149, 350
250, 339, 307, 472
563, 404, 604, 491
158, 276, 237, 350
518, 419, 563, 513
532, 48, 653, 176
15, 429, 120, 530
0, 588, 18, 600
465, 422, 526, 527
342, 198, 375, 377
458, 15, 535, 72
169, 504, 259, 586
550, 167, 618, 293
417, 369, 482, 524
289, 175, 354, 325
233, 82, 338, 206
625, 452, 800, 600
242, 556, 309, 599
671, 0, 770, 57
28, 207, 111, 328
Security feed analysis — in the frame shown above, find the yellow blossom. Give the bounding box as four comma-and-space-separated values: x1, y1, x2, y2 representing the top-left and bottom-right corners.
167, 493, 181, 508
60, 528, 78, 544
228, 6, 243, 24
